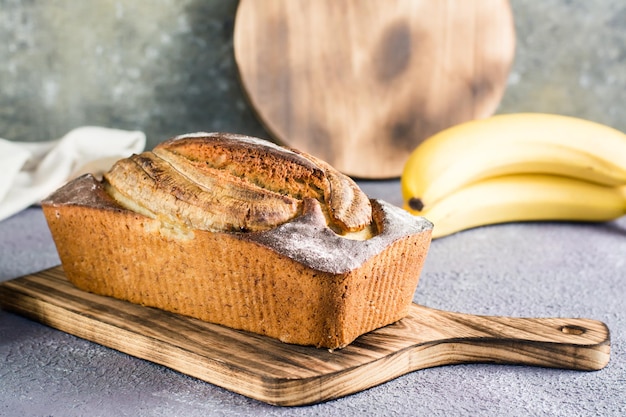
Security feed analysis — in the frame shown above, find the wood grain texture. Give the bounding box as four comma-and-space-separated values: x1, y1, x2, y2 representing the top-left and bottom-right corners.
0, 267, 610, 406
234, 0, 515, 178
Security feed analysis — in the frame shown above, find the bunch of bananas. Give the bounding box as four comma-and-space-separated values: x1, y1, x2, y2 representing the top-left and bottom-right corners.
401, 113, 626, 238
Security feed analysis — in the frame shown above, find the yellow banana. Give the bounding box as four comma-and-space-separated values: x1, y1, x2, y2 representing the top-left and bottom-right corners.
408, 174, 626, 239
401, 113, 626, 212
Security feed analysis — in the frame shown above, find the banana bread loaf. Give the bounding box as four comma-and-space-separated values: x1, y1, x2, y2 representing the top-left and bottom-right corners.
42, 132, 432, 349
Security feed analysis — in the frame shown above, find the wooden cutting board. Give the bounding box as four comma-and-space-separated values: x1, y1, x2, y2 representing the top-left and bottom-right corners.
0, 267, 610, 406
234, 0, 516, 178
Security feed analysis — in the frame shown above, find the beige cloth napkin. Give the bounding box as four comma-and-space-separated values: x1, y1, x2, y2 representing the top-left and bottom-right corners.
0, 126, 146, 222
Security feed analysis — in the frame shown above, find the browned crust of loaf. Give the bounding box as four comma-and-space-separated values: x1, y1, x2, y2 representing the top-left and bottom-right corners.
291, 148, 372, 232
153, 132, 372, 232
105, 152, 299, 232
42, 175, 433, 349
156, 132, 327, 199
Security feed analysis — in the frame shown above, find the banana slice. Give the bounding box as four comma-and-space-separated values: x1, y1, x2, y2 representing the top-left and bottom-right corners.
104, 152, 299, 232
104, 132, 372, 235
291, 149, 372, 232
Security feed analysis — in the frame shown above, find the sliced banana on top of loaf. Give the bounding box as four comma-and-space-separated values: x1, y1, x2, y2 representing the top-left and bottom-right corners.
103, 132, 372, 237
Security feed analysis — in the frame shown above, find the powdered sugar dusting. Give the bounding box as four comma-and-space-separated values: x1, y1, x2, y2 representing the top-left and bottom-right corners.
172, 132, 213, 140
245, 199, 432, 274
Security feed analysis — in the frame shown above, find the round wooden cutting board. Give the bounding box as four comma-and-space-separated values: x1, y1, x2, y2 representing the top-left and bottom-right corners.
234, 0, 515, 178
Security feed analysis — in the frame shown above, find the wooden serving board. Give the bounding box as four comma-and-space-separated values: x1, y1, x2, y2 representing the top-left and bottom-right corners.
0, 267, 610, 406
234, 0, 516, 178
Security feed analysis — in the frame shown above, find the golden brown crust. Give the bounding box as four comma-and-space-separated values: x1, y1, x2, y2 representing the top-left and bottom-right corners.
292, 149, 372, 232
114, 132, 372, 234
104, 151, 299, 232
155, 132, 327, 200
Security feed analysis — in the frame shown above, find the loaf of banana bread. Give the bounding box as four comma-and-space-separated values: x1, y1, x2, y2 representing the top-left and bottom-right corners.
42, 132, 432, 349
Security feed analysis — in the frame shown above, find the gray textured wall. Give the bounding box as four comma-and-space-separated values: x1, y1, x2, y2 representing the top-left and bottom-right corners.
1, 0, 624, 152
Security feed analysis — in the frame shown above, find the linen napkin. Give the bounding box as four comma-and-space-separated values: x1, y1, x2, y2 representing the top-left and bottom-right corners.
0, 126, 146, 222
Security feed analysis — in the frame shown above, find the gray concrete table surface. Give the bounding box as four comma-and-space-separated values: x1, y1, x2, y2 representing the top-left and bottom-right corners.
1, 180, 625, 417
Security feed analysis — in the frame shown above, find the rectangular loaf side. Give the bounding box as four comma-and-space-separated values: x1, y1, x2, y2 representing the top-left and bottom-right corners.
43, 202, 429, 348
41, 173, 432, 349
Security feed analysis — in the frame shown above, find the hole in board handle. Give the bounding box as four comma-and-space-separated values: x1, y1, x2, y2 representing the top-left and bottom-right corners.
560, 325, 586, 335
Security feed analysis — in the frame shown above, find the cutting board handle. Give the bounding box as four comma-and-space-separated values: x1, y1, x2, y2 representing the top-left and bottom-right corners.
401, 304, 611, 371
